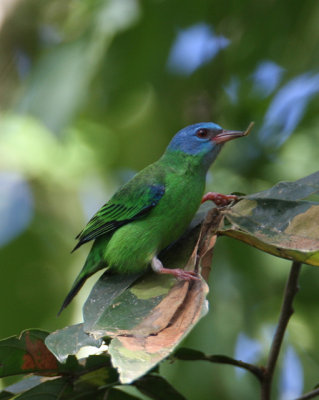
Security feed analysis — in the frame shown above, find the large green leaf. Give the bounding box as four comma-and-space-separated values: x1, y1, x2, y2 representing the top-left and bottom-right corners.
220, 171, 319, 266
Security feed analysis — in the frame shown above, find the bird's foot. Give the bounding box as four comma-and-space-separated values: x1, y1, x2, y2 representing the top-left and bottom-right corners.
201, 192, 238, 207
151, 256, 200, 281
159, 267, 200, 281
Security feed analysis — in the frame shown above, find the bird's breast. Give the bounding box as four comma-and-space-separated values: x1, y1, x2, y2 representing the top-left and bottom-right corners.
104, 173, 205, 274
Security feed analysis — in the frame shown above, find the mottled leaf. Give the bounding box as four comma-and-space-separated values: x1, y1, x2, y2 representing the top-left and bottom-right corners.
246, 171, 319, 201
0, 330, 58, 378
134, 374, 186, 400
45, 324, 103, 363
108, 278, 208, 383
221, 198, 319, 266
83, 272, 176, 338
83, 273, 144, 337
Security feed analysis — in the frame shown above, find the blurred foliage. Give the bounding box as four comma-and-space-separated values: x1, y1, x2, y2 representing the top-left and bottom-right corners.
0, 0, 319, 398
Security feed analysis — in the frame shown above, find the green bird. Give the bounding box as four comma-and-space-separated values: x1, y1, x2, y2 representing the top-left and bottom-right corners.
59, 122, 247, 314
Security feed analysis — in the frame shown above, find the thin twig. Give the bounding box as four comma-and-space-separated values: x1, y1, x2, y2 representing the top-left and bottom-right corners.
261, 261, 302, 400
174, 350, 263, 382
295, 387, 319, 400
205, 354, 263, 382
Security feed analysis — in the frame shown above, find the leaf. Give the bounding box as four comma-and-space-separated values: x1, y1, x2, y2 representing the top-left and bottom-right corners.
74, 365, 118, 391
13, 378, 72, 400
107, 389, 142, 400
45, 324, 103, 363
0, 392, 14, 400
83, 273, 144, 337
246, 171, 319, 201
0, 330, 58, 378
72, 355, 119, 391
4, 375, 47, 395
219, 171, 319, 266
80, 204, 222, 383
107, 278, 208, 383
221, 198, 319, 266
134, 374, 186, 400
173, 347, 207, 361
10, 374, 119, 400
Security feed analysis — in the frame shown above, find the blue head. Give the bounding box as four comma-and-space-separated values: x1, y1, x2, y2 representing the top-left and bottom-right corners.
166, 122, 244, 170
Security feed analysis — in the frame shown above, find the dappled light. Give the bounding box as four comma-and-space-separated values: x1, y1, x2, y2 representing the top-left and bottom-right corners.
167, 23, 230, 76
0, 172, 33, 246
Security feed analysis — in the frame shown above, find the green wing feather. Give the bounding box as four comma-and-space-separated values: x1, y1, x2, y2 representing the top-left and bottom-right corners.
72, 180, 165, 251
59, 166, 166, 314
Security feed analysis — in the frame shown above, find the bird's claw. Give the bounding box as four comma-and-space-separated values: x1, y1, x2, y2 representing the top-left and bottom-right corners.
158, 267, 200, 281
172, 269, 200, 281
201, 192, 238, 207
151, 256, 200, 281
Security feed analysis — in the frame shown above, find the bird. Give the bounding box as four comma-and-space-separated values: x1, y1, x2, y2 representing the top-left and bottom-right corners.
58, 122, 247, 314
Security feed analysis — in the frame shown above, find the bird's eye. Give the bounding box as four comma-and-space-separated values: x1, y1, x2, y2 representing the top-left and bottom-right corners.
196, 128, 209, 139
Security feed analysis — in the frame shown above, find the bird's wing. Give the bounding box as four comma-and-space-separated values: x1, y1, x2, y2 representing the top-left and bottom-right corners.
72, 181, 165, 251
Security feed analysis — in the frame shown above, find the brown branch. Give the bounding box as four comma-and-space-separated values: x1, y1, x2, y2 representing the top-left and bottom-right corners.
261, 261, 302, 400
295, 388, 319, 400
174, 350, 263, 382
205, 354, 263, 382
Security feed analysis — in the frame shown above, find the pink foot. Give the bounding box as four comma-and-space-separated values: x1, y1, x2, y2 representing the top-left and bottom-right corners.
157, 267, 200, 281
157, 268, 200, 281
201, 192, 238, 207
151, 256, 200, 281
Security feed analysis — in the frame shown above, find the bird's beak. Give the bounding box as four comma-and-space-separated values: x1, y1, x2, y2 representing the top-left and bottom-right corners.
213, 129, 245, 144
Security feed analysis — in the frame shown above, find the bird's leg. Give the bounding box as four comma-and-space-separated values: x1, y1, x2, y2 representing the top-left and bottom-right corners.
201, 192, 238, 207
151, 256, 200, 281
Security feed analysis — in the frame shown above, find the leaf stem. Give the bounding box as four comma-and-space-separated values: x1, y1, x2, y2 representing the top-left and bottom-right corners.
261, 261, 302, 400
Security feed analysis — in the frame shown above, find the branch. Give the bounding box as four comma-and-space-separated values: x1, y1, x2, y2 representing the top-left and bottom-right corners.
261, 261, 302, 400
296, 387, 319, 400
174, 349, 263, 382
205, 354, 263, 382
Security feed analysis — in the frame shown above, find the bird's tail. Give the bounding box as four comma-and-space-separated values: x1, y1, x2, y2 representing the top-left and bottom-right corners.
58, 238, 107, 316
57, 274, 89, 316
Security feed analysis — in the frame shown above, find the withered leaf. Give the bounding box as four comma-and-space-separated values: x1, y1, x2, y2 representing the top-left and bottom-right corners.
0, 330, 58, 378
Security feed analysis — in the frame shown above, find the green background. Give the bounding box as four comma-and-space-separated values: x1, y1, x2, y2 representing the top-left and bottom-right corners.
0, 0, 319, 398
